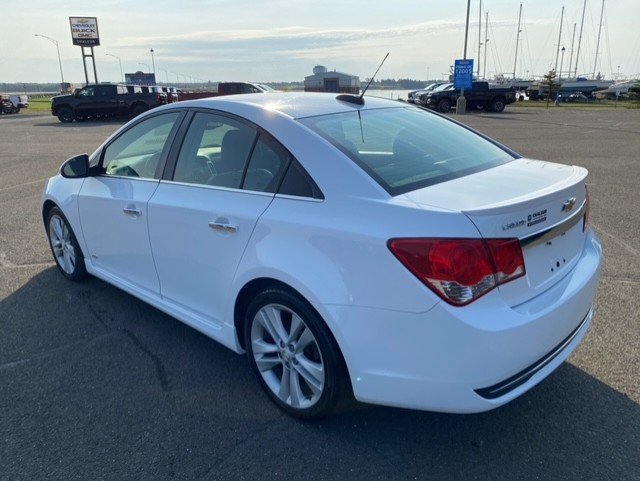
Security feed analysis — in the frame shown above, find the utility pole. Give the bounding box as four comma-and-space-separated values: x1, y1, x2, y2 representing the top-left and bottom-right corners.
150, 48, 156, 74
513, 2, 523, 79
554, 6, 565, 76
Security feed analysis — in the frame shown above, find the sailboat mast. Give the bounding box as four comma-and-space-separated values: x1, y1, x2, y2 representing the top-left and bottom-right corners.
477, 0, 482, 78
483, 11, 489, 79
513, 2, 523, 79
554, 6, 565, 75
574, 0, 587, 77
568, 23, 576, 79
592, 0, 605, 78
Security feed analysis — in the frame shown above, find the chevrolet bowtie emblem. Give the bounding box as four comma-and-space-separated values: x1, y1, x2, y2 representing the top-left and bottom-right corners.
562, 197, 577, 212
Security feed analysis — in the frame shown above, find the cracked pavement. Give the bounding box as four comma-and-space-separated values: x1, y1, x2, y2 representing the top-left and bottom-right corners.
0, 109, 638, 480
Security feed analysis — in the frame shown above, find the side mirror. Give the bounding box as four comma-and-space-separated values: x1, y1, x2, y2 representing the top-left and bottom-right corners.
60, 154, 90, 178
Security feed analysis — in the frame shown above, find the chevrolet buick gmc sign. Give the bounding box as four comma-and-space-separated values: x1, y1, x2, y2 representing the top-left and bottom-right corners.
69, 17, 100, 46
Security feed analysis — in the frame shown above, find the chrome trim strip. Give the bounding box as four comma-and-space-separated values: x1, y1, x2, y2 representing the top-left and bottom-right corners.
96, 174, 159, 183
273, 193, 324, 203
520, 200, 586, 248
159, 180, 275, 197
475, 307, 593, 400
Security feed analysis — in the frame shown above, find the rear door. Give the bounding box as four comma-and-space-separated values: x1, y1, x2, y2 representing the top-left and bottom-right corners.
148, 111, 290, 325
78, 111, 184, 295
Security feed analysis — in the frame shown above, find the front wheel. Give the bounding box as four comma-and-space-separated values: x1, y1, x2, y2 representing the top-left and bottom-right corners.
57, 107, 74, 123
45, 207, 87, 281
245, 288, 349, 419
437, 98, 452, 113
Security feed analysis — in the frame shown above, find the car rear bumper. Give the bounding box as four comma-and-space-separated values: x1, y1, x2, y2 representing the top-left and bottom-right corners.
324, 230, 601, 413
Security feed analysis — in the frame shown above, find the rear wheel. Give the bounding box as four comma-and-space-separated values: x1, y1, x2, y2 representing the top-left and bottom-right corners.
491, 97, 506, 112
45, 207, 87, 281
57, 107, 74, 123
131, 103, 148, 117
245, 288, 349, 419
437, 98, 452, 113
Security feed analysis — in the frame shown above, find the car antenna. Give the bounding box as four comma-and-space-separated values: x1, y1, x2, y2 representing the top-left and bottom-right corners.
337, 52, 390, 106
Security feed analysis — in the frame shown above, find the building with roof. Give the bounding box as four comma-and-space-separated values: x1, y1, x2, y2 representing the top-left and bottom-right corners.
304, 65, 360, 94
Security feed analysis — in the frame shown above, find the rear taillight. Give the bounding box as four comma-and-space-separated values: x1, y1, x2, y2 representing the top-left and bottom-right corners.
388, 238, 525, 306
583, 184, 590, 231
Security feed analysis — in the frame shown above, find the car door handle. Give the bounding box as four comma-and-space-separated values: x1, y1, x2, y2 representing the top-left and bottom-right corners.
123, 206, 142, 216
208, 219, 238, 233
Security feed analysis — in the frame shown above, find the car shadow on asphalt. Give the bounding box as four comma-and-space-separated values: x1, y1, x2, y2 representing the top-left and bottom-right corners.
32, 119, 128, 128
1, 268, 638, 480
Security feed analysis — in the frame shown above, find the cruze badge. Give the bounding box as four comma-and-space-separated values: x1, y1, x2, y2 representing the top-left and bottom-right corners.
562, 197, 577, 212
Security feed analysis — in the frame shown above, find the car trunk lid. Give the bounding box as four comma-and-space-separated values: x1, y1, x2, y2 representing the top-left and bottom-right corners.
396, 158, 589, 306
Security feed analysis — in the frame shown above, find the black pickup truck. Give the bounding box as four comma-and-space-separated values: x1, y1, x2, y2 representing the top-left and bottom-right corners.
423, 81, 516, 113
51, 84, 166, 123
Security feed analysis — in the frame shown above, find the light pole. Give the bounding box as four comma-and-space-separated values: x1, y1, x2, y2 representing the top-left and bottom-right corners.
150, 48, 156, 74
138, 62, 150, 72
457, 0, 472, 114
106, 53, 124, 83
34, 34, 65, 91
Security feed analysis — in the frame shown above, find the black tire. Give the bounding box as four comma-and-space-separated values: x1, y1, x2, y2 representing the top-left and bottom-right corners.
57, 107, 74, 123
437, 98, 452, 113
131, 103, 148, 117
45, 206, 87, 281
491, 97, 506, 112
244, 288, 350, 420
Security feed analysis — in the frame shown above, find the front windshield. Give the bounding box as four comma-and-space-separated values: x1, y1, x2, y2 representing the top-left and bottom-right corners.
257, 84, 276, 92
299, 107, 515, 195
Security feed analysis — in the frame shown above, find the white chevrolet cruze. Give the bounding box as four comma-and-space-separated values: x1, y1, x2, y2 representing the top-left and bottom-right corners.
42, 93, 602, 419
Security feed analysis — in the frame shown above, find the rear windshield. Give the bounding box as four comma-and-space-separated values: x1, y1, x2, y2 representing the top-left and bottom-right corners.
299, 107, 515, 195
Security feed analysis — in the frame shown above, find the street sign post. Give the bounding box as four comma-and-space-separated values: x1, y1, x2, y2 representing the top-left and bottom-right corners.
69, 17, 100, 86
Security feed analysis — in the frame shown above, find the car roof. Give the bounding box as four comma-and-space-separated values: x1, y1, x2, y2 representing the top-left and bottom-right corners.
171, 92, 407, 119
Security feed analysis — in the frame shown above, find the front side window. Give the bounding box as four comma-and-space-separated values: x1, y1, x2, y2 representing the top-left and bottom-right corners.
77, 87, 95, 97
299, 107, 515, 195
102, 112, 181, 179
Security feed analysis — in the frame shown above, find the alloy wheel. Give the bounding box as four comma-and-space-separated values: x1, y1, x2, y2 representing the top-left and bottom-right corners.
250, 303, 325, 409
48, 214, 76, 275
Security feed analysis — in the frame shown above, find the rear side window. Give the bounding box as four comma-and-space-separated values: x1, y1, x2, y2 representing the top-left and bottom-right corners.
278, 160, 323, 199
299, 107, 514, 195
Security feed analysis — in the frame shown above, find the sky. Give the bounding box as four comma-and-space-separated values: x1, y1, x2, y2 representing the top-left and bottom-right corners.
1, 0, 639, 85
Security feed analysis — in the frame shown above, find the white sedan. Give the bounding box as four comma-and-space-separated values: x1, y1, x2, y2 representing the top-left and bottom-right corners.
42, 92, 601, 419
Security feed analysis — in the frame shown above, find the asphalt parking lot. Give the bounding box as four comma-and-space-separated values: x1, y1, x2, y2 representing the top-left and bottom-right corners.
1, 107, 638, 480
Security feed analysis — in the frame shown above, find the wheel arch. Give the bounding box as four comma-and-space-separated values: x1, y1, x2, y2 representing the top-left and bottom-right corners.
233, 276, 353, 391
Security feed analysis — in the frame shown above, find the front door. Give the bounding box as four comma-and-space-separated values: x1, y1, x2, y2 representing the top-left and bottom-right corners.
78, 111, 183, 295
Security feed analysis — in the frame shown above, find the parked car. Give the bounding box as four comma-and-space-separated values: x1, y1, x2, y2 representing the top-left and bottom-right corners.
42, 92, 601, 419
50, 83, 167, 123
564, 92, 590, 103
0, 94, 27, 114
408, 82, 447, 104
424, 81, 516, 112
415, 82, 454, 106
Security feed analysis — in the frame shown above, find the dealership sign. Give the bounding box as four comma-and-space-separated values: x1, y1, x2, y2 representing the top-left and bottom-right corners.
69, 17, 100, 46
